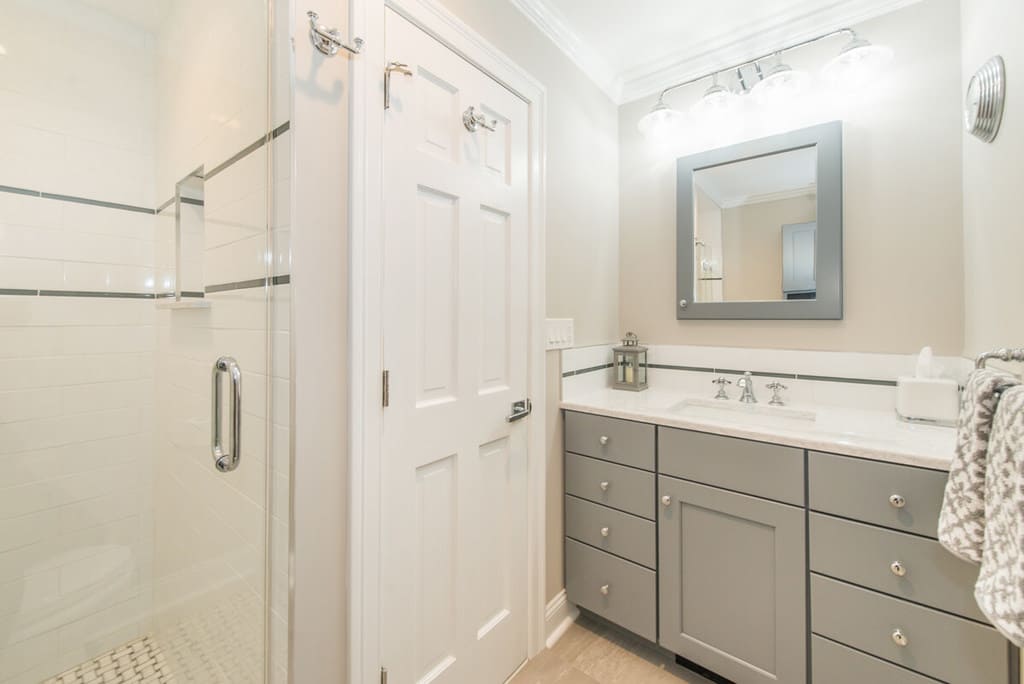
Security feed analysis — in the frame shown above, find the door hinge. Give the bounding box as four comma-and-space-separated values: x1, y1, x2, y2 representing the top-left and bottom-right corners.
382, 370, 390, 407
380, 666, 388, 684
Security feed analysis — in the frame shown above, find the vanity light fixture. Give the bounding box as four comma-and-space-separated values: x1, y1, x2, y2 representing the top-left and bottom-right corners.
751, 53, 810, 106
637, 96, 686, 140
637, 28, 893, 138
821, 32, 894, 87
690, 73, 741, 120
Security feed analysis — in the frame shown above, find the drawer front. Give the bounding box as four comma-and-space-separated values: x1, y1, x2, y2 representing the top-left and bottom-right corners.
812, 636, 935, 684
565, 411, 655, 471
565, 495, 656, 569
565, 538, 656, 642
565, 452, 655, 520
659, 427, 804, 506
810, 513, 985, 622
811, 574, 1010, 684
809, 451, 947, 538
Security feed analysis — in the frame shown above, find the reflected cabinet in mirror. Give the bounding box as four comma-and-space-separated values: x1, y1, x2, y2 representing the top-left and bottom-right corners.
677, 121, 843, 319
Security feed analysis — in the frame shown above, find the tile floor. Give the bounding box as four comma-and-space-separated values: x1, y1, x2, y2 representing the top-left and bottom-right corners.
509, 614, 717, 684
43, 636, 173, 684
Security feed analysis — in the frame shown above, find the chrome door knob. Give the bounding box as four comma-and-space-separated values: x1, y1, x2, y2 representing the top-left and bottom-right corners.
889, 494, 906, 509
599, 481, 610, 492
599, 584, 610, 596
892, 629, 908, 647
600, 527, 610, 537
599, 435, 609, 446
890, 560, 907, 577
661, 495, 672, 507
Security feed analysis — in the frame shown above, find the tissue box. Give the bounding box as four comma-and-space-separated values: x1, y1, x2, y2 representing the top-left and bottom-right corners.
896, 377, 960, 425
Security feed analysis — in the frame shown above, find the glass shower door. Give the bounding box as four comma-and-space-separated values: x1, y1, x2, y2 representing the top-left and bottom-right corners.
0, 2, 288, 682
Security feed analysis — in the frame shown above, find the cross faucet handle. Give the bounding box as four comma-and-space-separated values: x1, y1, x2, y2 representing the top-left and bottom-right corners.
712, 376, 732, 399
766, 381, 788, 406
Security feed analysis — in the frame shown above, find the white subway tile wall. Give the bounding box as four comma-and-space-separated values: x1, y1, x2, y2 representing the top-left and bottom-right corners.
0, 1, 290, 682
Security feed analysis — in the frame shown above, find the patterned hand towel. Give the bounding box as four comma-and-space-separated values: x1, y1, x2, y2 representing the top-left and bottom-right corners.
938, 369, 1019, 563
975, 385, 1024, 646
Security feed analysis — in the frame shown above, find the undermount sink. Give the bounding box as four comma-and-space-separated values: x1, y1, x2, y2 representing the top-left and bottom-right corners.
668, 397, 817, 425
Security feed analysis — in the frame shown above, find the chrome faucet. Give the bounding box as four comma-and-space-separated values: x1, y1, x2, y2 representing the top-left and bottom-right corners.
737, 371, 757, 403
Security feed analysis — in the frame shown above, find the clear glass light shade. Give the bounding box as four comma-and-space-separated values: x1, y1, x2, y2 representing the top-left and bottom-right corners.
751, 62, 810, 106
637, 101, 686, 140
822, 38, 894, 88
690, 83, 740, 120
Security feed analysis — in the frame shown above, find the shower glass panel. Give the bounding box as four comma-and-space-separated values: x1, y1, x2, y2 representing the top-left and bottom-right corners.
0, 2, 291, 682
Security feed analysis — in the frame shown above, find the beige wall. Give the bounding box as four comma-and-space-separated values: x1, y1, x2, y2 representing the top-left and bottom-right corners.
961, 0, 1024, 358
619, 0, 964, 355
436, 0, 620, 604
721, 194, 816, 301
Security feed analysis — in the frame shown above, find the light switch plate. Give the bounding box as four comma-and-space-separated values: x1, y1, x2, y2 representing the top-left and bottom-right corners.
545, 318, 574, 350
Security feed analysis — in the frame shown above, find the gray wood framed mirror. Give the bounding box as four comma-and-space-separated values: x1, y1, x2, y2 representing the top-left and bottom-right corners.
677, 121, 843, 320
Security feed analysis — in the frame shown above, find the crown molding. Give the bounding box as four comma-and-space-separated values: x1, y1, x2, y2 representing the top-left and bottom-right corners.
508, 0, 621, 102
508, 0, 921, 105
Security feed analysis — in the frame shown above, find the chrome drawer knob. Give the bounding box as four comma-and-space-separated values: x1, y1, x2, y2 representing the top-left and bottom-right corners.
600, 526, 610, 537
892, 629, 908, 647
661, 495, 672, 507
599, 481, 610, 492
889, 494, 906, 509
599, 435, 609, 446
890, 560, 907, 577
599, 584, 610, 596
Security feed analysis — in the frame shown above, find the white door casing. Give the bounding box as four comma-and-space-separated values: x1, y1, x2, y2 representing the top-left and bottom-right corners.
380, 8, 531, 683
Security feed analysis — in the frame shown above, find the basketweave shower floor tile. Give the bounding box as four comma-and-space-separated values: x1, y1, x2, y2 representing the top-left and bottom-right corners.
42, 635, 175, 684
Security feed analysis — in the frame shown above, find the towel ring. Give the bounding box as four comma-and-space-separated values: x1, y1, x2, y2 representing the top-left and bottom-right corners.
975, 348, 1024, 370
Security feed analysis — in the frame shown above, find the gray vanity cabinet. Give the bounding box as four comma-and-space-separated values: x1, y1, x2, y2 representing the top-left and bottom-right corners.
658, 476, 807, 684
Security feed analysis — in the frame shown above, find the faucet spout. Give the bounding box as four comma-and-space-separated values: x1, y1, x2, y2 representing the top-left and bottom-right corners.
737, 371, 757, 404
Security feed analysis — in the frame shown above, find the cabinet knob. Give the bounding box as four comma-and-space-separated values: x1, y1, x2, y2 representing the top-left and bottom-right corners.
892, 629, 908, 647
889, 494, 906, 509
599, 481, 610, 492
599, 584, 610, 596
599, 435, 609, 446
661, 495, 672, 507
890, 560, 907, 577
600, 526, 610, 537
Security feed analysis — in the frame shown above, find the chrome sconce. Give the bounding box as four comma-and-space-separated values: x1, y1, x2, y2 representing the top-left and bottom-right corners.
637, 29, 893, 138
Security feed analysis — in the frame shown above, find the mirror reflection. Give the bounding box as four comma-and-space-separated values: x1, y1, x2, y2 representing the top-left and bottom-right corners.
693, 147, 817, 303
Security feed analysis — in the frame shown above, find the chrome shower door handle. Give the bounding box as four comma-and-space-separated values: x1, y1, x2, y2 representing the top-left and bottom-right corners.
211, 356, 242, 472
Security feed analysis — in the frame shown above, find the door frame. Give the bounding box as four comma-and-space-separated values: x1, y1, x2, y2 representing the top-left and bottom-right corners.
348, 0, 548, 681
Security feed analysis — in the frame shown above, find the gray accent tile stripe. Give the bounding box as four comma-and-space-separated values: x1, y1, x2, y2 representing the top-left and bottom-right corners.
0, 185, 41, 197
1, 120, 291, 217
39, 192, 155, 215
205, 274, 290, 294
179, 197, 205, 207
1, 278, 288, 300
562, 359, 899, 387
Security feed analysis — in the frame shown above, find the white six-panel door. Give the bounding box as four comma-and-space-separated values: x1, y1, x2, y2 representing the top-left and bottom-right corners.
380, 9, 531, 684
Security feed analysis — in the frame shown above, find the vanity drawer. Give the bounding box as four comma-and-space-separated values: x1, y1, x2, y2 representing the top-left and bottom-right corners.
812, 635, 936, 684
565, 538, 656, 642
811, 574, 1010, 684
565, 452, 655, 520
565, 411, 655, 471
565, 495, 656, 569
810, 513, 985, 622
809, 451, 947, 538
658, 427, 804, 506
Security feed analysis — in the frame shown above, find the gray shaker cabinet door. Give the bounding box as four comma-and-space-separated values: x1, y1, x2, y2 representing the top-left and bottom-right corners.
658, 476, 807, 684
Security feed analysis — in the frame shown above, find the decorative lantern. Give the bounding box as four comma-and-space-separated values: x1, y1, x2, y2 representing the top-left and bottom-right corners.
613, 332, 648, 392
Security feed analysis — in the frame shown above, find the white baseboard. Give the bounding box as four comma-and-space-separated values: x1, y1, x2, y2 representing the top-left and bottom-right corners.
544, 590, 579, 649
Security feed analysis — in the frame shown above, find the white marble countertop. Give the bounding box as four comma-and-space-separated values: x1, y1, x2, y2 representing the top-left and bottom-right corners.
561, 388, 957, 470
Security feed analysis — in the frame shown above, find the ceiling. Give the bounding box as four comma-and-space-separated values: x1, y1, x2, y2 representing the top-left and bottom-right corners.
509, 0, 920, 103
695, 147, 817, 209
